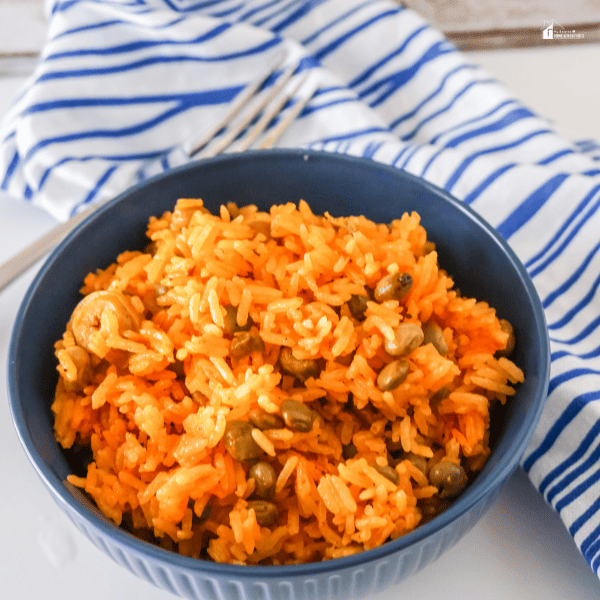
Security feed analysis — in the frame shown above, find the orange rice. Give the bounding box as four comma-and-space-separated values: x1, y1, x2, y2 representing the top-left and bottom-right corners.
52, 198, 523, 564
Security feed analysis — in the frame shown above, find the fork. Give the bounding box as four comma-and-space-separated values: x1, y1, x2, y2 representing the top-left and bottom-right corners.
0, 51, 319, 292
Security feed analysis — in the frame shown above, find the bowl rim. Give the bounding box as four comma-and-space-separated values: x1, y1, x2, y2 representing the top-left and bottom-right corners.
8, 148, 551, 577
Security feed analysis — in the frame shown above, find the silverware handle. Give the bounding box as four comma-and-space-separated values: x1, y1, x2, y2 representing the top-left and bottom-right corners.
0, 205, 94, 291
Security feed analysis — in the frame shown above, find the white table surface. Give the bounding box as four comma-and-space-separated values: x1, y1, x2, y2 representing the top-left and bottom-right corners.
2, 20, 600, 600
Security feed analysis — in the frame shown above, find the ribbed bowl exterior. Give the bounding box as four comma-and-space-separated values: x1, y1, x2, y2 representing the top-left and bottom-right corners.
54, 479, 501, 600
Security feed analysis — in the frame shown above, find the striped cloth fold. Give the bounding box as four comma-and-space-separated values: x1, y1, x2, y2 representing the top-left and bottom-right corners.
3, 0, 600, 577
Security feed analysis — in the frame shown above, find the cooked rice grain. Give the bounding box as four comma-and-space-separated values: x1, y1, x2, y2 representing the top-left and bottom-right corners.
52, 198, 523, 565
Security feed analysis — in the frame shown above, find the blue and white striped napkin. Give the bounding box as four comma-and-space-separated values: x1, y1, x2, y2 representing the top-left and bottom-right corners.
3, 0, 600, 577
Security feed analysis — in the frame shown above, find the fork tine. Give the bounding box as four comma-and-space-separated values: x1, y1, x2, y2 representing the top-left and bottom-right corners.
229, 69, 313, 153
183, 49, 288, 157
255, 71, 319, 150
192, 56, 301, 159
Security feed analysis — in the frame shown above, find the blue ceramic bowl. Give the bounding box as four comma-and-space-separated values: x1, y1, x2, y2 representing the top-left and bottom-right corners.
8, 149, 550, 600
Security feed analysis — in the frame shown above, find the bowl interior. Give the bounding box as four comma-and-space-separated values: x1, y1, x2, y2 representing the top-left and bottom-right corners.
8, 149, 549, 573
